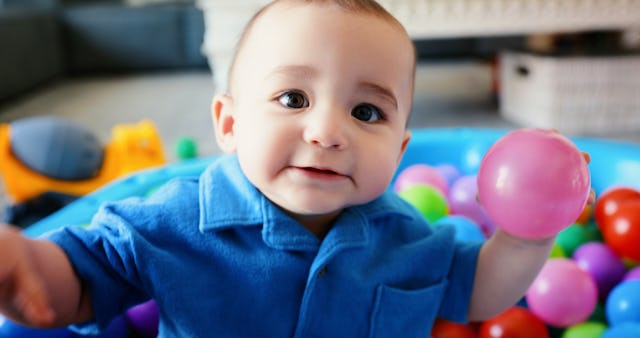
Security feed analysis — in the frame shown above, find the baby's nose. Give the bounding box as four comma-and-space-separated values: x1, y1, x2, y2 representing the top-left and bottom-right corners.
302, 108, 349, 150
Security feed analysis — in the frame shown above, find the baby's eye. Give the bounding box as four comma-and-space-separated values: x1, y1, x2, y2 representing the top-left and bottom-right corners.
277, 91, 309, 109
351, 104, 384, 123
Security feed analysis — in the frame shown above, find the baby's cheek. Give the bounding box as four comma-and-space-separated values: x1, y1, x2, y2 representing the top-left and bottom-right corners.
365, 155, 398, 195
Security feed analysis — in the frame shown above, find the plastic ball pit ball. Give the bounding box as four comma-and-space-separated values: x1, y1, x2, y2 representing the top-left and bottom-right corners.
605, 280, 640, 326
575, 203, 592, 225
562, 322, 607, 338
434, 215, 485, 243
477, 128, 591, 239
125, 299, 159, 338
594, 187, 640, 226
623, 266, 640, 281
397, 184, 448, 224
555, 223, 602, 257
478, 306, 549, 338
572, 241, 626, 300
174, 137, 198, 160
71, 315, 128, 338
601, 322, 640, 338
0, 315, 71, 338
525, 258, 598, 328
430, 318, 475, 338
393, 164, 448, 196
433, 163, 462, 187
598, 199, 640, 261
549, 244, 565, 258
587, 303, 607, 323
447, 175, 495, 236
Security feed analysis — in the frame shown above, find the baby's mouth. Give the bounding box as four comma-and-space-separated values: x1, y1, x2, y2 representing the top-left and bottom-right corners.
300, 167, 339, 175
290, 166, 349, 180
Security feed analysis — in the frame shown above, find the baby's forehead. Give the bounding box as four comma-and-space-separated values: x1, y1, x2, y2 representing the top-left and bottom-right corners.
265, 0, 401, 18
233, 3, 410, 69
243, 1, 406, 48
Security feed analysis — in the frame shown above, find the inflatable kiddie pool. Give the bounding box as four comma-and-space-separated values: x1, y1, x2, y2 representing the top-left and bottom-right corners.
6, 128, 640, 337
25, 127, 640, 238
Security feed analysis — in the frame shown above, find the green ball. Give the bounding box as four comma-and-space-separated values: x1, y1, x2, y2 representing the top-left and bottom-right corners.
562, 321, 606, 338
555, 223, 602, 257
174, 137, 198, 160
397, 184, 448, 224
588, 302, 606, 323
549, 243, 566, 258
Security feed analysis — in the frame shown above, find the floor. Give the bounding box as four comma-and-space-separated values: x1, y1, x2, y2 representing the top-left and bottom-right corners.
0, 62, 636, 163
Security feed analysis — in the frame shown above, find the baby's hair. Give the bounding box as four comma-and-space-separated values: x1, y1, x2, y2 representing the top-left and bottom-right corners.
226, 0, 415, 94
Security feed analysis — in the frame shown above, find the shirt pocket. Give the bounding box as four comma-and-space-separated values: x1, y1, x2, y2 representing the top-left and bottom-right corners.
368, 281, 447, 338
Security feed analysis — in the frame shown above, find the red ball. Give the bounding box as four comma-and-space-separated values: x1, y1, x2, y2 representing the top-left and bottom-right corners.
594, 187, 640, 229
600, 200, 640, 261
431, 318, 476, 338
478, 307, 549, 338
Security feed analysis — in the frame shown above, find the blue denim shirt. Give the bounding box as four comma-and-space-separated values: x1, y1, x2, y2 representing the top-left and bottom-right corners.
47, 155, 481, 338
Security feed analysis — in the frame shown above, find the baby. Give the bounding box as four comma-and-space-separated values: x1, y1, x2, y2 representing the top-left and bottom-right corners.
0, 0, 584, 337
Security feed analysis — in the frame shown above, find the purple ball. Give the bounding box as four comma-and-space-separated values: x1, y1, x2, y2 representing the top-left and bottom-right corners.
448, 175, 495, 236
125, 300, 159, 338
623, 266, 640, 282
434, 163, 462, 187
573, 242, 626, 300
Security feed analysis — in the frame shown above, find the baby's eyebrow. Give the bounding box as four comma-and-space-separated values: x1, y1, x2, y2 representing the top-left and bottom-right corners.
359, 81, 398, 110
266, 64, 317, 80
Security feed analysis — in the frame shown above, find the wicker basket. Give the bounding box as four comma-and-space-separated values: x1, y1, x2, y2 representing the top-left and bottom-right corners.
499, 52, 640, 135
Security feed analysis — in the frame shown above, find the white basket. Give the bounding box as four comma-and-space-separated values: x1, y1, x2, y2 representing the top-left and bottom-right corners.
499, 52, 640, 135
378, 0, 640, 39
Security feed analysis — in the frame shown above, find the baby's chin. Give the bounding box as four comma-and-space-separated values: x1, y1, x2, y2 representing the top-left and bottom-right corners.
277, 202, 343, 219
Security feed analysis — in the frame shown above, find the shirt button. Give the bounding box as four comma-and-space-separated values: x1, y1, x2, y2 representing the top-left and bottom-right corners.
317, 266, 327, 278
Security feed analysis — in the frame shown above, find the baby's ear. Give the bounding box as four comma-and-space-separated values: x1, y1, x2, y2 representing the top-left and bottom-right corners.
397, 130, 412, 165
211, 94, 237, 153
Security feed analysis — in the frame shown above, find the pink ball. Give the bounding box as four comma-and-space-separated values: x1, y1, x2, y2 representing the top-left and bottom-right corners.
477, 128, 591, 239
394, 164, 448, 196
526, 258, 598, 328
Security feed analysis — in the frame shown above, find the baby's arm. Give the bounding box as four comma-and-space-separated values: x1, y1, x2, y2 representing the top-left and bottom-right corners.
467, 229, 554, 321
0, 224, 93, 328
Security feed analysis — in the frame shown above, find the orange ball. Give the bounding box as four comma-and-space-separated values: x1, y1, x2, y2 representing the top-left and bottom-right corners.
575, 203, 592, 225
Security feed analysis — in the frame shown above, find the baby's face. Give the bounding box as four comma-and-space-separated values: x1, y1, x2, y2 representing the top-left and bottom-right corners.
217, 2, 415, 227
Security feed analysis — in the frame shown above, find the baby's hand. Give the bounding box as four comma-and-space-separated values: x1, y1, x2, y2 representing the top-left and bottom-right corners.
0, 225, 54, 326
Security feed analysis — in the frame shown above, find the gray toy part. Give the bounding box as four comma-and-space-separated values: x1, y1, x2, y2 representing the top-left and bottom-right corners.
0, 178, 7, 222
10, 116, 104, 181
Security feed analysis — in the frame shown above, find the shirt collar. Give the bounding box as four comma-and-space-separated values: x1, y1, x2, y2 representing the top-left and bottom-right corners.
198, 155, 417, 250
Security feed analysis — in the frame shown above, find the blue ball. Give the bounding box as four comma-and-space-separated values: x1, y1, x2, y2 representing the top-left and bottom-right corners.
434, 215, 486, 243
606, 280, 640, 326
71, 315, 128, 337
0, 314, 71, 338
601, 322, 640, 338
